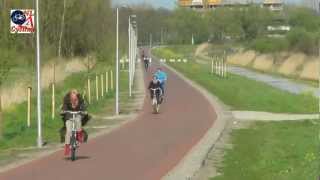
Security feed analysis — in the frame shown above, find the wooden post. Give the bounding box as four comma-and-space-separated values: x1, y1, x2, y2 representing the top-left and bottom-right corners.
220, 59, 223, 77
51, 83, 55, 119
224, 58, 227, 78
215, 56, 218, 75
101, 74, 104, 97
221, 59, 224, 77
27, 87, 32, 127
211, 59, 214, 75
110, 70, 114, 91
224, 51, 227, 78
96, 75, 99, 101
106, 71, 109, 93
87, 78, 91, 104
51, 61, 56, 119
217, 59, 220, 76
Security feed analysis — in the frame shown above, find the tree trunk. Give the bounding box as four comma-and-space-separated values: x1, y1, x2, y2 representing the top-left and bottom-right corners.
58, 0, 66, 58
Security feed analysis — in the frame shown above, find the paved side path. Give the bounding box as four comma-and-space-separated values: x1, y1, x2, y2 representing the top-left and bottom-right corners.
229, 66, 319, 97
232, 111, 318, 121
0, 50, 217, 180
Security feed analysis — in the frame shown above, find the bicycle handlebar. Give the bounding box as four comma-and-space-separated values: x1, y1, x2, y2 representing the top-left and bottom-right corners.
150, 88, 161, 91
61, 111, 87, 115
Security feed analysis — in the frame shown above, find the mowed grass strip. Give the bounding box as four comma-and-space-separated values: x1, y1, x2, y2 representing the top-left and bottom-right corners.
212, 120, 320, 180
153, 48, 317, 113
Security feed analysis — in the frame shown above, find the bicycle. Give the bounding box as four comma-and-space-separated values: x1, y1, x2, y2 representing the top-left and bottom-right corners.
62, 111, 86, 161
144, 57, 150, 72
150, 88, 162, 113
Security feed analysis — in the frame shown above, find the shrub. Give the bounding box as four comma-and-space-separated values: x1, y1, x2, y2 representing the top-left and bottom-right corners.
286, 28, 319, 55
250, 37, 289, 53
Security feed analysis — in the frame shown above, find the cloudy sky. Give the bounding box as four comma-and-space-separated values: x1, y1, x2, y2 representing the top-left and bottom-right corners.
112, 0, 302, 9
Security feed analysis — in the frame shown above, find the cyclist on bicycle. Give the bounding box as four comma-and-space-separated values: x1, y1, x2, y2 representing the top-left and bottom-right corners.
60, 89, 89, 156
148, 75, 163, 103
154, 68, 167, 95
143, 52, 149, 71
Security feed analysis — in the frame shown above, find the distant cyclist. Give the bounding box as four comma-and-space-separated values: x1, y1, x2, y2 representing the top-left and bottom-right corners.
143, 53, 150, 71
144, 58, 150, 72
154, 68, 167, 95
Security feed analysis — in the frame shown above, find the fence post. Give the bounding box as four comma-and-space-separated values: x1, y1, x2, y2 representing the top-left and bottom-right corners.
221, 59, 223, 77
27, 87, 32, 127
211, 59, 214, 75
225, 55, 228, 78
51, 83, 55, 120
215, 56, 218, 75
224, 61, 227, 78
87, 78, 91, 104
106, 71, 109, 93
217, 59, 220, 77
96, 75, 99, 101
101, 74, 104, 97
110, 70, 114, 91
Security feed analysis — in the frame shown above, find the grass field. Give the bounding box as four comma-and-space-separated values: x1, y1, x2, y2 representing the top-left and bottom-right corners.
153, 47, 317, 113
212, 120, 320, 180
153, 46, 319, 180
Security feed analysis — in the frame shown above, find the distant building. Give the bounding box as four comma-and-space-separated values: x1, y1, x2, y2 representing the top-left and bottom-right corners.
178, 0, 283, 9
262, 0, 283, 11
178, 0, 254, 8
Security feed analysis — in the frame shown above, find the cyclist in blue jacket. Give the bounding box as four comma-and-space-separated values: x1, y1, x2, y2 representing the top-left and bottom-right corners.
154, 68, 168, 95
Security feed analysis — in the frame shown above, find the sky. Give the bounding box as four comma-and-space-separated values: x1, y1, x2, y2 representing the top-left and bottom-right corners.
112, 0, 302, 9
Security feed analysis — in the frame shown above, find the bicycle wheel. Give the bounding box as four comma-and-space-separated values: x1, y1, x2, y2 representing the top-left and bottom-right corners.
70, 134, 77, 161
153, 103, 157, 113
152, 98, 158, 113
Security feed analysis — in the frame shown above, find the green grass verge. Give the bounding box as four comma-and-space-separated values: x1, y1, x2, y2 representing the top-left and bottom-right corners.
0, 63, 129, 150
212, 121, 320, 180
153, 47, 317, 113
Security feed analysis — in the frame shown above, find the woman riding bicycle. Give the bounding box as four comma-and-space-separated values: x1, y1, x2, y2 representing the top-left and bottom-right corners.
60, 89, 89, 156
148, 75, 163, 104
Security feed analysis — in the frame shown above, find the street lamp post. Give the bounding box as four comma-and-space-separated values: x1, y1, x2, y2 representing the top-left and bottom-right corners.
128, 16, 132, 97
128, 15, 136, 97
35, 0, 43, 148
116, 8, 119, 115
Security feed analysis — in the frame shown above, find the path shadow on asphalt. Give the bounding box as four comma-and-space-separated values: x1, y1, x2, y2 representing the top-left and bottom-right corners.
63, 156, 91, 161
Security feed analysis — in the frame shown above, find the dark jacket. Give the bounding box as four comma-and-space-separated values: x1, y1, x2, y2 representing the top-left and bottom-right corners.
148, 81, 162, 97
59, 92, 90, 143
60, 92, 90, 126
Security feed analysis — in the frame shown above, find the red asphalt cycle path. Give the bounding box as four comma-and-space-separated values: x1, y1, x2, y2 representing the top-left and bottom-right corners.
0, 52, 216, 180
